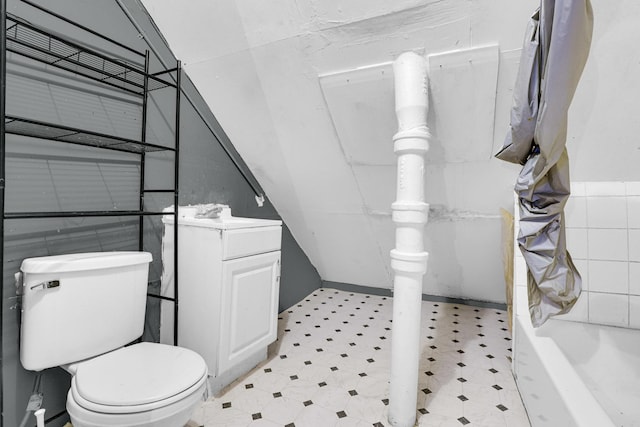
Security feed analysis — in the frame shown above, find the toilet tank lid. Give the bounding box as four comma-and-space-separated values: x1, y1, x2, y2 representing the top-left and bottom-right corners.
21, 251, 152, 274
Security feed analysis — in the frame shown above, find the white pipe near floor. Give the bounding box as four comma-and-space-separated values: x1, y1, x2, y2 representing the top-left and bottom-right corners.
388, 52, 430, 427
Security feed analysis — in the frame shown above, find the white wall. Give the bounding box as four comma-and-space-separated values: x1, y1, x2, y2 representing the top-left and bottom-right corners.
141, 0, 637, 303
569, 1, 640, 182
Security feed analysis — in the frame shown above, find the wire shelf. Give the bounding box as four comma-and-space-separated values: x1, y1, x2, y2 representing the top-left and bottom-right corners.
5, 17, 175, 94
4, 210, 172, 219
2, 8, 183, 347
4, 116, 175, 153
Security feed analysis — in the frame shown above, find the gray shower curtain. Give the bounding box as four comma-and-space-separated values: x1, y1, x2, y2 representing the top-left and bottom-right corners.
495, 0, 593, 327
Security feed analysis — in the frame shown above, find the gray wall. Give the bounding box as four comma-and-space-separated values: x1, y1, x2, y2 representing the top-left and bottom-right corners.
1, 1, 320, 425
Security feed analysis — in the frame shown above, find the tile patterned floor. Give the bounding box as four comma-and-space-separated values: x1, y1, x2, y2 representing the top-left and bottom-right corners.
189, 288, 530, 427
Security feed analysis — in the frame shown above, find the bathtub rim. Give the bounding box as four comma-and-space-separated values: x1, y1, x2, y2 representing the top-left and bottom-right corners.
513, 312, 616, 427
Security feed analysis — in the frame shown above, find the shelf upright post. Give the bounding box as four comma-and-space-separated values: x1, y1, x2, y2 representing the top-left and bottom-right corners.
173, 60, 181, 346
139, 50, 150, 252
1, 0, 6, 419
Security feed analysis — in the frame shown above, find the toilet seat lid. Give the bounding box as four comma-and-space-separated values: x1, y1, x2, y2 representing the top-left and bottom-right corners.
74, 342, 207, 407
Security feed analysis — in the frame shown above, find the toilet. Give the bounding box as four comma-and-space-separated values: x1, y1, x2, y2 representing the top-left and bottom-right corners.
19, 251, 208, 427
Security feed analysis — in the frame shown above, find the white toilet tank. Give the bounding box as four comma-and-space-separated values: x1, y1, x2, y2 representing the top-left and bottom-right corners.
19, 251, 152, 371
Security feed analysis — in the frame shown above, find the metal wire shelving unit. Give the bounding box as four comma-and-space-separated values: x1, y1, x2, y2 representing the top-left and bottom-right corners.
1, 9, 182, 344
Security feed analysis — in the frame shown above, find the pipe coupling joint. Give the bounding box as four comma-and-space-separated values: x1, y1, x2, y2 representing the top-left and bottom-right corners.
391, 201, 429, 224
393, 128, 430, 154
390, 249, 429, 274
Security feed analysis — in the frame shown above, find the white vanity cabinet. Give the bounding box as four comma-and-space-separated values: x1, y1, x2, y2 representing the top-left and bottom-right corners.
161, 212, 282, 392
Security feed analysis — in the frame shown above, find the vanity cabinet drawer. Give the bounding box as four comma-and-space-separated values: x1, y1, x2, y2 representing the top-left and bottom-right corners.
222, 226, 282, 260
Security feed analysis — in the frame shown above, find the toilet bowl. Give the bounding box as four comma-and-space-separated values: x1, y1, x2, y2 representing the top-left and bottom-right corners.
65, 343, 207, 427
18, 252, 208, 427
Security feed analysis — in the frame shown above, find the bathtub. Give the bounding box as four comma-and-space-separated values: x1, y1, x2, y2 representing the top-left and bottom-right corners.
513, 306, 640, 427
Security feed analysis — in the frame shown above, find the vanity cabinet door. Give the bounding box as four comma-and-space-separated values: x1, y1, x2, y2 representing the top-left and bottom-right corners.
218, 250, 281, 376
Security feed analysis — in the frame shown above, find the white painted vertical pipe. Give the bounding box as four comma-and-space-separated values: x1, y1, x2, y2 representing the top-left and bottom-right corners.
34, 409, 45, 427
388, 52, 430, 427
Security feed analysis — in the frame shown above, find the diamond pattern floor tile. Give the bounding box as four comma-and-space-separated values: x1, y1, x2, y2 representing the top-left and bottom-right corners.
189, 289, 530, 427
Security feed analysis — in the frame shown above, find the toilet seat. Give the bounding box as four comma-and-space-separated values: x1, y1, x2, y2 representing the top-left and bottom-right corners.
70, 342, 207, 414
66, 378, 207, 427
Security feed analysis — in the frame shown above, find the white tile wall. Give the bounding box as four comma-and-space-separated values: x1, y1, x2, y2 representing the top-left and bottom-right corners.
629, 229, 640, 262
588, 260, 628, 294
554, 291, 588, 322
565, 197, 587, 228
514, 182, 640, 330
627, 182, 640, 196
586, 197, 627, 229
570, 182, 586, 197
630, 295, 640, 329
585, 182, 626, 196
588, 229, 628, 261
573, 259, 589, 292
566, 228, 588, 260
588, 292, 629, 327
630, 263, 640, 296
628, 197, 640, 229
